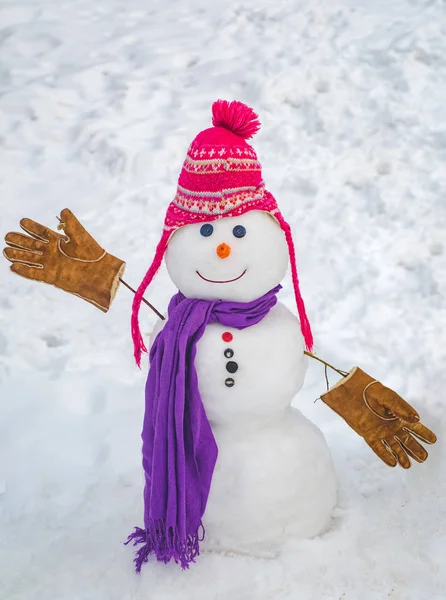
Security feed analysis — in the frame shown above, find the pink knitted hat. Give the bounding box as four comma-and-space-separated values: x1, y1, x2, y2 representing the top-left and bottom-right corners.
131, 100, 313, 365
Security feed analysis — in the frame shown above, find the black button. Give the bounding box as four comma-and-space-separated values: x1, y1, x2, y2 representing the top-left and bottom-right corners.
226, 361, 238, 374
224, 348, 234, 359
225, 378, 235, 388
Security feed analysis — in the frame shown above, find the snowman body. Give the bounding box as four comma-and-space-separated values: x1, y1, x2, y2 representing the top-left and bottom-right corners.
155, 210, 337, 556
196, 303, 335, 555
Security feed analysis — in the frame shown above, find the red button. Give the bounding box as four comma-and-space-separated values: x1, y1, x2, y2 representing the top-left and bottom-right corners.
222, 332, 233, 343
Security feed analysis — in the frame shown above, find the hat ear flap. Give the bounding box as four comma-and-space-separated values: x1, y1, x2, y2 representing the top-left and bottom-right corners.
276, 214, 313, 352
131, 230, 170, 367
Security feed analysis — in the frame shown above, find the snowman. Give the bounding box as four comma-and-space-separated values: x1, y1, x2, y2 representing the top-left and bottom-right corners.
157, 210, 336, 558
124, 100, 335, 568
3, 100, 436, 572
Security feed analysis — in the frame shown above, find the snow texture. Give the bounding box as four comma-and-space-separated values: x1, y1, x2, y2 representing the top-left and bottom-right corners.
1, 0, 446, 599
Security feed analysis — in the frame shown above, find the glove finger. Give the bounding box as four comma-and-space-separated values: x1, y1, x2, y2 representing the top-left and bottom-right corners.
59, 208, 79, 234
10, 262, 46, 281
20, 218, 58, 243
389, 437, 411, 469
386, 393, 419, 423
404, 422, 437, 445
368, 439, 397, 467
398, 430, 428, 463
5, 232, 47, 253
59, 208, 91, 244
370, 386, 419, 423
3, 247, 43, 267
58, 208, 103, 260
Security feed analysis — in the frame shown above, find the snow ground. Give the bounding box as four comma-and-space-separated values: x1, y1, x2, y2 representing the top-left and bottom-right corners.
1, 0, 446, 598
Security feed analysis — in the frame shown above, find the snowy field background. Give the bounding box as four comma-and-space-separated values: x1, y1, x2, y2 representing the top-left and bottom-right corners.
1, 0, 446, 598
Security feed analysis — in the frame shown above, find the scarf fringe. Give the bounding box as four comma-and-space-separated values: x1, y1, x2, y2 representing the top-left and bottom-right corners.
125, 520, 205, 572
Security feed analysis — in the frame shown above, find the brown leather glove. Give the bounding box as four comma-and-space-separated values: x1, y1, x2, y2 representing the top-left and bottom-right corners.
321, 367, 437, 469
3, 208, 125, 312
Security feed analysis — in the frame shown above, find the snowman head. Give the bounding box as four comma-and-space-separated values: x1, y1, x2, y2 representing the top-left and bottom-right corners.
131, 100, 313, 365
166, 211, 288, 302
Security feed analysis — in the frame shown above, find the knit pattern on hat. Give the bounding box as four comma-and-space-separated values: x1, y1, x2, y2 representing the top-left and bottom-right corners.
165, 124, 275, 230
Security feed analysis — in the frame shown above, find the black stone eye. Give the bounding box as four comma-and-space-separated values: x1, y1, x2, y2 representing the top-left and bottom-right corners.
232, 225, 246, 238
200, 223, 214, 237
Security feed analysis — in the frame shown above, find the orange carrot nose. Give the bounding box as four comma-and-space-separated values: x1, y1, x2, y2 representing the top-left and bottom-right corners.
216, 243, 231, 259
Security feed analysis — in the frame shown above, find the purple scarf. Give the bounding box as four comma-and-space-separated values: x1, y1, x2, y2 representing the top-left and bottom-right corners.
126, 285, 281, 571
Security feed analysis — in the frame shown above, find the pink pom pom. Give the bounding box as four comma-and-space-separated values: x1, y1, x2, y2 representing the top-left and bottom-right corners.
212, 100, 261, 139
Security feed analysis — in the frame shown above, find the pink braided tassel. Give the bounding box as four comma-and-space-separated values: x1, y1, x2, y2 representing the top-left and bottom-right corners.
276, 215, 314, 352
131, 231, 170, 367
